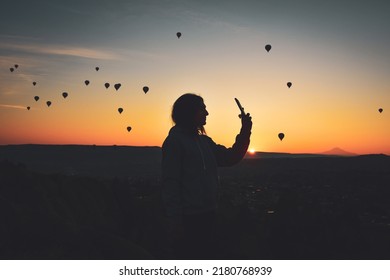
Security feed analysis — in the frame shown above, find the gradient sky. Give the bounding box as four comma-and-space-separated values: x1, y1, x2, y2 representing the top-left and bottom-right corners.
1, 0, 389, 154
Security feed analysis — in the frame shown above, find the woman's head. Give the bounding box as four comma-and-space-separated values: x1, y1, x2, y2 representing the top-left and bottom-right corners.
172, 93, 208, 135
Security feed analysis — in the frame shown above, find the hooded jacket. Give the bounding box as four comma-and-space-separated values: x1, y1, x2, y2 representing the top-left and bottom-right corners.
162, 125, 250, 223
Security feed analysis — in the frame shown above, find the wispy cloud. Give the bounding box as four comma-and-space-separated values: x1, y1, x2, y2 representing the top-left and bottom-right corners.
0, 87, 20, 97
0, 104, 29, 110
119, 48, 168, 61
0, 42, 121, 60
0, 55, 47, 90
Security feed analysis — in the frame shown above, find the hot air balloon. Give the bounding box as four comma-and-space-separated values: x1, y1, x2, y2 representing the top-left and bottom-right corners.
143, 86, 149, 94
176, 32, 182, 38
10, 68, 14, 72
287, 82, 292, 88
14, 64, 19, 69
85, 80, 90, 86
278, 133, 285, 141
127, 126, 132, 132
105, 82, 110, 89
118, 108, 123, 114
32, 82, 37, 86
379, 108, 383, 113
34, 96, 39, 101
95, 67, 99, 71
62, 92, 68, 98
114, 83, 121, 91
265, 44, 272, 52
27, 106, 30, 110
46, 101, 52, 107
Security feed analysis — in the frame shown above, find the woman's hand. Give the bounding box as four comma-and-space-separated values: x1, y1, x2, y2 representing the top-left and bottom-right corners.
240, 112, 252, 133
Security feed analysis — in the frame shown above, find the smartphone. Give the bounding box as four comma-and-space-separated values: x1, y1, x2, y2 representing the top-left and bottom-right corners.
234, 98, 246, 115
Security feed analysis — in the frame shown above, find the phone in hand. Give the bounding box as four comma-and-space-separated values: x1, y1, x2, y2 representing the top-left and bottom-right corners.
234, 98, 246, 116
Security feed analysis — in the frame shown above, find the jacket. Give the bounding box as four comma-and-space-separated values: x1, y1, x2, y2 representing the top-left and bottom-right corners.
161, 125, 250, 223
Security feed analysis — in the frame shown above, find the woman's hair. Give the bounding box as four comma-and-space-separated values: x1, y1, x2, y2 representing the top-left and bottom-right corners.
171, 93, 206, 135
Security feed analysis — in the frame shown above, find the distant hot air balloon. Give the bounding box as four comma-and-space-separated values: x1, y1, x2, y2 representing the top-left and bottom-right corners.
85, 80, 90, 86
378, 108, 383, 113
32, 82, 37, 86
14, 64, 19, 69
62, 92, 68, 98
95, 67, 99, 71
127, 126, 132, 132
265, 44, 272, 52
10, 67, 14, 72
27, 106, 30, 110
118, 108, 123, 114
143, 86, 149, 94
114, 83, 121, 91
105, 82, 110, 89
46, 101, 52, 107
176, 32, 182, 38
278, 133, 285, 141
287, 82, 292, 88
34, 96, 39, 101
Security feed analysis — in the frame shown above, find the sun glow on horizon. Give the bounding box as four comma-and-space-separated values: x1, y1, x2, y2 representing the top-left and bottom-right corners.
248, 148, 256, 155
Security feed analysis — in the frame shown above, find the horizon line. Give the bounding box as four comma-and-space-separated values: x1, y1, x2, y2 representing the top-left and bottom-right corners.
1, 143, 389, 156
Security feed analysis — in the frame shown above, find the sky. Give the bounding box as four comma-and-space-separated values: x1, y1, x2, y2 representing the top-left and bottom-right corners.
0, 0, 389, 155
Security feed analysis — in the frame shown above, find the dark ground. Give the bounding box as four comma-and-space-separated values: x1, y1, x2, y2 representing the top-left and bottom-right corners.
0, 145, 389, 259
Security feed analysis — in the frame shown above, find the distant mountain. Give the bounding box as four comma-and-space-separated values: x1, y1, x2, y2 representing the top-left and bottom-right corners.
246, 152, 327, 159
321, 147, 357, 156
245, 148, 358, 159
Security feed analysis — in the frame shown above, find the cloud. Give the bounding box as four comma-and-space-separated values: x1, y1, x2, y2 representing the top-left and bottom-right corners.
0, 42, 120, 60
0, 104, 28, 110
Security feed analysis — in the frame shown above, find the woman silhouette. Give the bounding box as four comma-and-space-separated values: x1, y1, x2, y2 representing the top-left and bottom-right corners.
162, 93, 252, 259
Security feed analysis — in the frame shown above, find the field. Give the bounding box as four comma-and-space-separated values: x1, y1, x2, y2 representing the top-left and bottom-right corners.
0, 145, 389, 259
